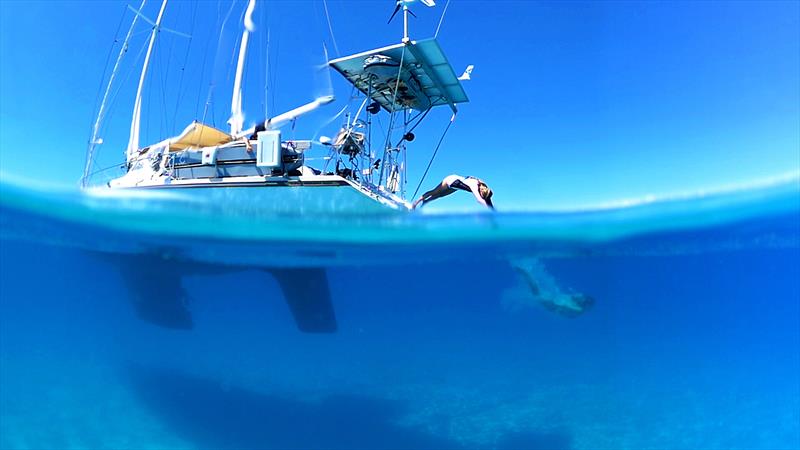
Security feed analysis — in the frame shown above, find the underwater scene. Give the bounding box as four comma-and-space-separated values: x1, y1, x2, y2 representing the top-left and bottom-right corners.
1, 177, 798, 450
2, 0, 799, 447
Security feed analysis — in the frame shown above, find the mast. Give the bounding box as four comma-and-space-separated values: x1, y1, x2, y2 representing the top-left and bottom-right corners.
230, 0, 256, 136
82, 0, 148, 187
126, 0, 168, 163
402, 2, 410, 43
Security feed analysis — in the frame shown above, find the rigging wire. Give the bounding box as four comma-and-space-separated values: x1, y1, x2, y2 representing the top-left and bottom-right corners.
434, 0, 452, 38
157, 31, 170, 137
83, 2, 142, 187
86, 26, 152, 184
202, 0, 238, 127
88, 160, 127, 179
270, 31, 280, 116
145, 38, 153, 144
172, 0, 198, 132
88, 5, 128, 138
379, 46, 407, 185
312, 102, 349, 141
321, 0, 340, 57
261, 3, 268, 119
159, 0, 179, 135
194, 0, 218, 119
411, 114, 456, 199
96, 38, 150, 142
404, 106, 432, 136
264, 28, 272, 118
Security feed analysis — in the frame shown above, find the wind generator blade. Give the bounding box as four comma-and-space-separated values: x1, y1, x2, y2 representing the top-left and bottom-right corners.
312, 102, 349, 141
313, 43, 335, 100
267, 268, 337, 333
458, 65, 474, 81
388, 4, 401, 23
308, 43, 337, 139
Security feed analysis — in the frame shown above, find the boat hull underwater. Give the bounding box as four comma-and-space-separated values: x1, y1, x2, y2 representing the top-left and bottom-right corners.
2, 176, 798, 334
103, 176, 405, 333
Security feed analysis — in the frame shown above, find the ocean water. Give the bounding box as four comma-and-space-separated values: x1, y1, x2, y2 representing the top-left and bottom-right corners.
0, 177, 799, 450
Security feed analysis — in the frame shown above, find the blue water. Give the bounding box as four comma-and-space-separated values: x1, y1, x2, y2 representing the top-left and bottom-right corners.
1, 177, 799, 449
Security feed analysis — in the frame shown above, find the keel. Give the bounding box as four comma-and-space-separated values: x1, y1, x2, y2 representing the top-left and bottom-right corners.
268, 268, 337, 333
117, 256, 194, 330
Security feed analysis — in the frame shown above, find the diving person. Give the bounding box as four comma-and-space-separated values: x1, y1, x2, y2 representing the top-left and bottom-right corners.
506, 257, 595, 318
412, 174, 494, 209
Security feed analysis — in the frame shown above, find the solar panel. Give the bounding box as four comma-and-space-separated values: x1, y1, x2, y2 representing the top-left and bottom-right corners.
328, 39, 469, 113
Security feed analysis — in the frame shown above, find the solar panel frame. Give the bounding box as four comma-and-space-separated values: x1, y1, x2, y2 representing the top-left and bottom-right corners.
328, 39, 469, 113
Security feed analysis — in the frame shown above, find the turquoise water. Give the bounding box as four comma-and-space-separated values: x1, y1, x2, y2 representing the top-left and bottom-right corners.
1, 176, 799, 449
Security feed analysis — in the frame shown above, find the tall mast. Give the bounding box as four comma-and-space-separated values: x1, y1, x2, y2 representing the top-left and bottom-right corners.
230, 0, 256, 136
126, 0, 168, 163
81, 0, 148, 187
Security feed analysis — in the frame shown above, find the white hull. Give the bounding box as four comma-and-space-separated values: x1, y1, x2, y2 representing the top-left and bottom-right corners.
112, 174, 410, 215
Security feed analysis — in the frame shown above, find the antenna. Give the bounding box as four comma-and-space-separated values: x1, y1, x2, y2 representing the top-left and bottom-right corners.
388, 0, 435, 43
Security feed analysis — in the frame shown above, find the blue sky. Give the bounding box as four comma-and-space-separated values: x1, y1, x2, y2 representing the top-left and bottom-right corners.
1, 0, 798, 210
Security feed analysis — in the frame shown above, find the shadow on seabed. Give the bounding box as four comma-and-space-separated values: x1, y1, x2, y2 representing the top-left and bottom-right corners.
125, 364, 573, 450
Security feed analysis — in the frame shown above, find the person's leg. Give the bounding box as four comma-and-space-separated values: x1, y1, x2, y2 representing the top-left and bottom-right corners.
416, 182, 455, 207
508, 257, 594, 317
421, 183, 447, 199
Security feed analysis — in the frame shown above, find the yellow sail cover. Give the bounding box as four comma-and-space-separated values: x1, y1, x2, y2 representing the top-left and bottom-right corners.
166, 121, 232, 151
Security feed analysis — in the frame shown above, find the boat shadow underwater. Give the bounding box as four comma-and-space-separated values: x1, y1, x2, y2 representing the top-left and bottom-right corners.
125, 364, 573, 450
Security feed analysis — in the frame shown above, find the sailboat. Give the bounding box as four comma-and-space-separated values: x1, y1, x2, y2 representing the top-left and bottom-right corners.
83, 0, 468, 214
79, 0, 471, 332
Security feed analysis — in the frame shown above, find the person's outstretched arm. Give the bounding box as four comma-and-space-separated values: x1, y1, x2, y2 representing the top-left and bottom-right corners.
465, 179, 493, 209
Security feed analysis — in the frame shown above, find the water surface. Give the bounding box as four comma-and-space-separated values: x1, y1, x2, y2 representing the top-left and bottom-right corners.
1, 177, 798, 449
